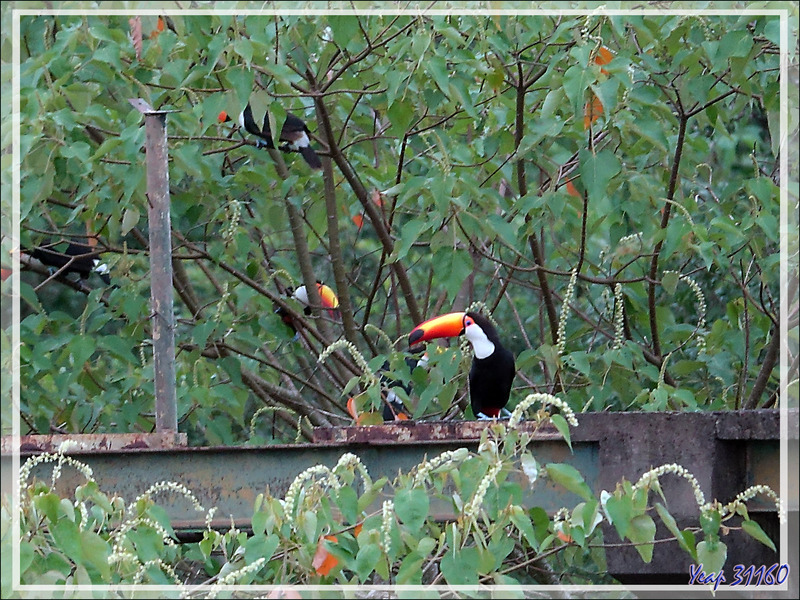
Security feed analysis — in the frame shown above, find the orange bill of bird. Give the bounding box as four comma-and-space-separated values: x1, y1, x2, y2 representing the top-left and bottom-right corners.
408, 311, 466, 346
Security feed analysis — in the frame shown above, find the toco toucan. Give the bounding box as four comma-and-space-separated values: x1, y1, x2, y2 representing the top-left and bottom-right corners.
21, 241, 111, 285
408, 311, 515, 419
289, 282, 339, 316
218, 104, 322, 169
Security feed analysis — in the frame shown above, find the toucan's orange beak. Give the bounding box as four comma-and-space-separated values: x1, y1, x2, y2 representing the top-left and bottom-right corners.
218, 110, 230, 123
346, 397, 358, 420
317, 283, 339, 310
408, 312, 466, 346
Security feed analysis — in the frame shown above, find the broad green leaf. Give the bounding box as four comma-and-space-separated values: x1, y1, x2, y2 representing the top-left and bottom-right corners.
440, 547, 479, 585
628, 514, 657, 563
579, 148, 621, 204
244, 533, 279, 565
549, 414, 573, 451
545, 463, 593, 501
696, 539, 727, 574
79, 530, 111, 581
655, 502, 696, 559
354, 542, 382, 581
394, 488, 429, 531
741, 519, 776, 552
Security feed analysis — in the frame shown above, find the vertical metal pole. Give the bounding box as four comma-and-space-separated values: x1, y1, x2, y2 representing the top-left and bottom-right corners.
144, 111, 177, 433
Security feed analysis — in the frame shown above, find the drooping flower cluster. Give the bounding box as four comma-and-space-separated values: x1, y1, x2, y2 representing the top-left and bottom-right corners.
413, 448, 470, 487
381, 500, 394, 555
714, 484, 784, 523
508, 393, 579, 429
463, 461, 503, 520
556, 269, 579, 356
612, 283, 625, 349
663, 270, 707, 352
634, 463, 706, 509
318, 340, 379, 388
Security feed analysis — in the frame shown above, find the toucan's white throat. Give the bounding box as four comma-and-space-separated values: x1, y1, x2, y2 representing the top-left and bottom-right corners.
293, 286, 309, 305
465, 323, 495, 359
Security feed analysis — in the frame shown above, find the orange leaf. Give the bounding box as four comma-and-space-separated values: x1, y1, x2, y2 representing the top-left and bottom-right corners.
353, 523, 363, 537
1, 268, 11, 282
555, 522, 573, 543
346, 397, 358, 421
583, 94, 604, 129
352, 214, 364, 229
370, 188, 383, 207
594, 46, 613, 75
566, 180, 581, 198
313, 535, 339, 576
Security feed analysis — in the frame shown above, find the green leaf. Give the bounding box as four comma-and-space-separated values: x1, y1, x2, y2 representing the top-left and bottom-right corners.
79, 530, 111, 581
392, 220, 428, 262
564, 351, 591, 376
628, 514, 657, 563
354, 542, 382, 581
335, 485, 359, 527
49, 518, 83, 565
509, 507, 537, 550
699, 511, 721, 538
662, 271, 680, 295
126, 526, 165, 563
655, 503, 696, 559
696, 539, 727, 574
741, 519, 776, 552
358, 477, 388, 514
395, 553, 425, 585
545, 463, 593, 501
394, 488, 429, 531
244, 533, 279, 565
579, 148, 621, 204
226, 68, 255, 108
549, 414, 573, 451
121, 208, 140, 236
328, 16, 360, 48
34, 492, 61, 523
70, 335, 96, 366
440, 547, 479, 585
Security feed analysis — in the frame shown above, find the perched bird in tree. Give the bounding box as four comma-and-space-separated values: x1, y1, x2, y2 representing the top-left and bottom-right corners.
289, 282, 339, 316
21, 240, 111, 285
408, 311, 515, 419
218, 104, 322, 169
274, 282, 339, 339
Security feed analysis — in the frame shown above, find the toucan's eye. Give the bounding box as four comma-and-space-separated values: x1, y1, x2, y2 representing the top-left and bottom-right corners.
464, 316, 474, 327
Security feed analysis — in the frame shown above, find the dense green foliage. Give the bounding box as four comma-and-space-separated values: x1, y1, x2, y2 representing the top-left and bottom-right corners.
1, 405, 783, 592
5, 9, 791, 443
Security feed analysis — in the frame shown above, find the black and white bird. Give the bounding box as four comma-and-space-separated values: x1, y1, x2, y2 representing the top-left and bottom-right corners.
21, 241, 111, 285
408, 311, 515, 419
219, 104, 322, 169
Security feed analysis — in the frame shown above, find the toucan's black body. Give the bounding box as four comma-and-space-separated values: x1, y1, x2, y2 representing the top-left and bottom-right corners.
408, 310, 515, 419
465, 313, 515, 418
238, 105, 322, 169
23, 242, 110, 284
